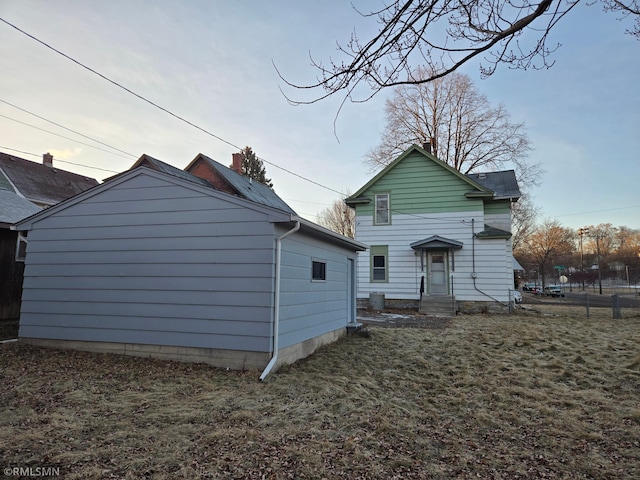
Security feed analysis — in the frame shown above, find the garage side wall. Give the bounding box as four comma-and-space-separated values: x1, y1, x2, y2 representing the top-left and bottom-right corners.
19, 173, 276, 361
277, 228, 357, 354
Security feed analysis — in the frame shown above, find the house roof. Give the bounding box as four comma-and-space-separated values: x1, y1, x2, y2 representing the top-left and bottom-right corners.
0, 151, 99, 206
476, 224, 512, 239
410, 235, 464, 251
0, 189, 42, 228
345, 144, 520, 205
14, 166, 365, 252
188, 154, 296, 215
466, 171, 521, 200
124, 154, 213, 188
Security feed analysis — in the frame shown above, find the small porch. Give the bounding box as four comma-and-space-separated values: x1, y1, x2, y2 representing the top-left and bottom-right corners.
411, 235, 463, 317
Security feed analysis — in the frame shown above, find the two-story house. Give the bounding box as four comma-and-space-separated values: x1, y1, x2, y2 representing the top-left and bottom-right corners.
346, 144, 521, 315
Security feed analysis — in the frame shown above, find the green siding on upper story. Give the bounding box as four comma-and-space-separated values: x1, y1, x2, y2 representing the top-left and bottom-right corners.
349, 148, 487, 216
483, 199, 511, 215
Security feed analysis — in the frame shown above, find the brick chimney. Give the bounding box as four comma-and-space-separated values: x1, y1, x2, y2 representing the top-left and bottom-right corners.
43, 152, 53, 167
231, 153, 243, 174
422, 138, 436, 155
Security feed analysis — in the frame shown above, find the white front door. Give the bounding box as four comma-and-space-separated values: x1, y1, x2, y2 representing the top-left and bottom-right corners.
429, 252, 447, 295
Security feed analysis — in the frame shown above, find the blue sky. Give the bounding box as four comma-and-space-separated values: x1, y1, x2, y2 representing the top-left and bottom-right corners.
1, 0, 638, 230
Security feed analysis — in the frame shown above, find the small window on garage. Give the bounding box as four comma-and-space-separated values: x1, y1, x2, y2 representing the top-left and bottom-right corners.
312, 259, 326, 281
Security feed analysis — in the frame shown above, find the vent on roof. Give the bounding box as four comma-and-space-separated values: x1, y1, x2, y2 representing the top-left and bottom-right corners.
478, 173, 486, 179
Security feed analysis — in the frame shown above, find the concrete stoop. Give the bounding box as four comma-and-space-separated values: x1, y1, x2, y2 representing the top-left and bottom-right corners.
419, 295, 456, 317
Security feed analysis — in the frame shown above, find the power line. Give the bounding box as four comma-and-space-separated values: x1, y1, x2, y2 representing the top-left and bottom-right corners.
0, 145, 120, 173
0, 99, 136, 158
553, 205, 640, 218
0, 113, 133, 160
0, 17, 345, 196
0, 146, 39, 158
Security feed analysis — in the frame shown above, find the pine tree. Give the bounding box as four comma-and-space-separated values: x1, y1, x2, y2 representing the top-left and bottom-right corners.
238, 146, 273, 188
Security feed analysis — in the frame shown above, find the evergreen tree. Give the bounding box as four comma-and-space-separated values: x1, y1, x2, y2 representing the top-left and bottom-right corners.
238, 146, 273, 188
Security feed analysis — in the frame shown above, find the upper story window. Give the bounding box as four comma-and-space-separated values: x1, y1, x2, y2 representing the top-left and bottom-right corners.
374, 193, 390, 225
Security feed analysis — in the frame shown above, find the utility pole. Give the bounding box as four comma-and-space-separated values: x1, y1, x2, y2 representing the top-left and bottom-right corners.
596, 234, 602, 295
586, 229, 604, 295
578, 227, 589, 291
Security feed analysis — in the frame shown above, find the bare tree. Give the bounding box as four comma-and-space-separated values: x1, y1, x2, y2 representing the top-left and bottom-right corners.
365, 69, 535, 178
365, 68, 541, 247
278, 0, 639, 104
515, 219, 575, 288
316, 196, 355, 238
511, 196, 541, 251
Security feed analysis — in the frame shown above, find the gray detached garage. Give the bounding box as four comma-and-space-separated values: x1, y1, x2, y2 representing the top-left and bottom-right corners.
14, 161, 366, 378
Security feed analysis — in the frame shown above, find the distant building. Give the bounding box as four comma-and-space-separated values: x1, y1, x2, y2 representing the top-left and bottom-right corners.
0, 151, 98, 208
0, 151, 99, 322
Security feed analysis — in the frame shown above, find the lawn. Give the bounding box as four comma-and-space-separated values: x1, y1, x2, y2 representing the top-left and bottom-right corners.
1, 306, 639, 479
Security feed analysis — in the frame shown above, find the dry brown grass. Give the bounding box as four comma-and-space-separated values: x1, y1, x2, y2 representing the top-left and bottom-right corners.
1, 307, 639, 479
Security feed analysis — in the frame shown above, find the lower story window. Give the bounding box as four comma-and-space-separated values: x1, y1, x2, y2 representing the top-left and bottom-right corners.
370, 245, 388, 282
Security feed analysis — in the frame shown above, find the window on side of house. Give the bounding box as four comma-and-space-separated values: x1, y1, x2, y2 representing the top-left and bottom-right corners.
15, 232, 28, 262
312, 259, 327, 281
370, 245, 388, 282
374, 193, 390, 225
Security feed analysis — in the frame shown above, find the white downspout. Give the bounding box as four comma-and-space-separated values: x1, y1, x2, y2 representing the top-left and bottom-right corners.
260, 221, 300, 381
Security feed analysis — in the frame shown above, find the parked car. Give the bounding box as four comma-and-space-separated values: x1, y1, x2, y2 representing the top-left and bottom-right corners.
533, 287, 544, 295
544, 286, 565, 297
513, 290, 522, 304
522, 283, 536, 291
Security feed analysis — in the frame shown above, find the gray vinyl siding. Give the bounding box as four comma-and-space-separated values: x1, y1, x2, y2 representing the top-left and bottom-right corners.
19, 173, 277, 352
277, 228, 356, 349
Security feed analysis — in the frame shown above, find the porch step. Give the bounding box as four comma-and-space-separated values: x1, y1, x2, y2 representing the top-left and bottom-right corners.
419, 295, 455, 317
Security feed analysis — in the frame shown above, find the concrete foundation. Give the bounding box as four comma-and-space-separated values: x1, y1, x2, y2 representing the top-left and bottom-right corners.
21, 327, 347, 373
273, 327, 345, 369
22, 338, 270, 371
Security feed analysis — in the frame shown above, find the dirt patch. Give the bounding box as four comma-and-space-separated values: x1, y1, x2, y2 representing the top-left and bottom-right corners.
357, 307, 452, 329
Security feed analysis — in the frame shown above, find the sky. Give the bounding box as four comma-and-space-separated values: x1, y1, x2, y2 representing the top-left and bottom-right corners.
1, 0, 638, 231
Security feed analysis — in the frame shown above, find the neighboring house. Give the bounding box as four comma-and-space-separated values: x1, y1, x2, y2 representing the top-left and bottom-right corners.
15, 155, 366, 377
345, 144, 521, 315
0, 190, 41, 321
0, 151, 98, 322
0, 151, 98, 207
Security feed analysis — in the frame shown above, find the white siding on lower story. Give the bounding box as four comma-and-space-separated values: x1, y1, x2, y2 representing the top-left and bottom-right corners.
355, 212, 513, 303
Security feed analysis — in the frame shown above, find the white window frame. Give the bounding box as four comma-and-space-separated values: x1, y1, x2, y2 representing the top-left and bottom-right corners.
374, 193, 390, 225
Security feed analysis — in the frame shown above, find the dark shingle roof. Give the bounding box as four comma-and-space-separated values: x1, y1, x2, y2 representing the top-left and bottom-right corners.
476, 224, 513, 239
0, 152, 99, 206
466, 170, 521, 200
196, 154, 296, 214
131, 154, 212, 188
0, 189, 42, 227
